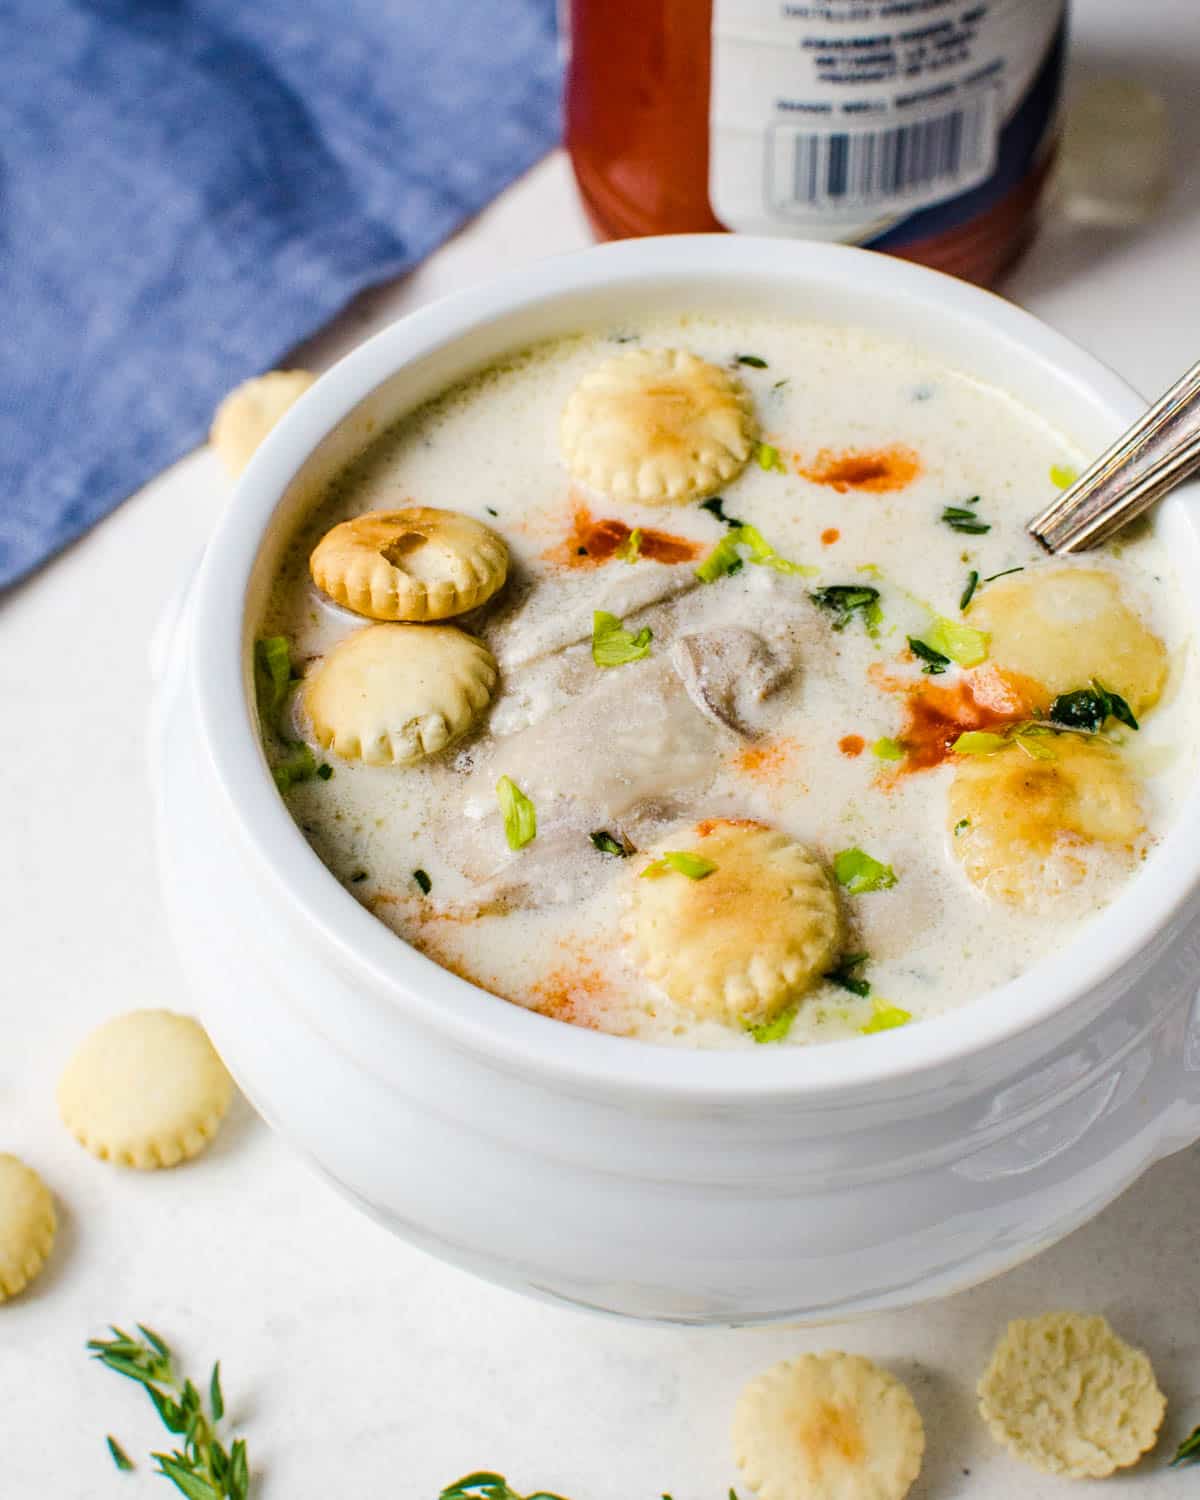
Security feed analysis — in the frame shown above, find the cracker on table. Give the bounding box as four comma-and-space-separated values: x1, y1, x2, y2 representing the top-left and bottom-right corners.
210, 369, 316, 477
0, 1155, 56, 1303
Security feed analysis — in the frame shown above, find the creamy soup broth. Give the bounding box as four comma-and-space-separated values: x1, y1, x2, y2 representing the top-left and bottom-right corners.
259, 318, 1196, 1047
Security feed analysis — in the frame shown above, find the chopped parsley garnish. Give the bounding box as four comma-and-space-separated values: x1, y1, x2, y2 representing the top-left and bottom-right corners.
696, 523, 813, 583
592, 609, 652, 667
615, 527, 643, 563
316, 762, 334, 781
748, 1005, 797, 1044
983, 565, 1024, 584
860, 998, 912, 1034
810, 584, 882, 635
906, 636, 951, 674
871, 737, 905, 761
1050, 463, 1079, 489
412, 868, 432, 894
496, 776, 537, 850
1171, 1424, 1200, 1468
271, 743, 317, 793
253, 635, 293, 724
106, 1436, 135, 1472
825, 952, 871, 997
959, 570, 979, 611
940, 496, 991, 534
639, 850, 717, 881
923, 616, 989, 668
833, 847, 897, 894
1049, 680, 1139, 733
954, 818, 970, 836
736, 354, 768, 368
699, 496, 744, 528
589, 830, 632, 858
755, 442, 787, 473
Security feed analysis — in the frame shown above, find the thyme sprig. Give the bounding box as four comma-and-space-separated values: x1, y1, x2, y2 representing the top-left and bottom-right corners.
88, 1327, 249, 1500
439, 1477, 741, 1500
1172, 1424, 1200, 1466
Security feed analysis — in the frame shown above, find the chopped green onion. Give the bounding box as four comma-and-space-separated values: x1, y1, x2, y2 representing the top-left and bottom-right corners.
1013, 732, 1057, 761
412, 868, 432, 894
952, 731, 1009, 755
748, 1005, 797, 1043
825, 952, 871, 997
736, 354, 768, 368
907, 636, 951, 674
755, 442, 787, 473
696, 524, 814, 583
810, 584, 882, 635
1049, 680, 1138, 733
589, 830, 631, 857
871, 737, 905, 762
271, 743, 317, 792
1050, 463, 1079, 489
832, 847, 897, 894
592, 610, 652, 667
940, 496, 991, 534
254, 636, 293, 724
616, 527, 643, 563
496, 776, 537, 850
640, 850, 717, 881
923, 616, 990, 668
959, 570, 979, 611
699, 496, 744, 529
860, 998, 912, 1034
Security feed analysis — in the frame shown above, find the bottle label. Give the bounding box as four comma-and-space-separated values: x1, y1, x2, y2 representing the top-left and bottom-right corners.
709, 0, 1066, 245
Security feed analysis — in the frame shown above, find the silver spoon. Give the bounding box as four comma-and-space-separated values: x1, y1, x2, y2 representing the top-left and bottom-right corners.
1028, 359, 1200, 553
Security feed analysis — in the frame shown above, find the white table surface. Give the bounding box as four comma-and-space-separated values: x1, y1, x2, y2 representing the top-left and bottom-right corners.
5, 4, 1200, 1493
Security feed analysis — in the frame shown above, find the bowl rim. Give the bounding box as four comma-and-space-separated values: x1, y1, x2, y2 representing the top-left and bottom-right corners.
189, 234, 1200, 1098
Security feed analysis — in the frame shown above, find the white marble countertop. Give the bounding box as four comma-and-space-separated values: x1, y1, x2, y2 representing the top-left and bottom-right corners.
5, 4, 1200, 1493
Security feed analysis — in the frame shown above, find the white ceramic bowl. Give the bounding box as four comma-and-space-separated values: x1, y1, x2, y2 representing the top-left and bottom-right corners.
151, 237, 1200, 1325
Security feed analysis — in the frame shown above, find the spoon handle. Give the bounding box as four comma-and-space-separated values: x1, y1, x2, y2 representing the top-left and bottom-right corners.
1028, 359, 1200, 553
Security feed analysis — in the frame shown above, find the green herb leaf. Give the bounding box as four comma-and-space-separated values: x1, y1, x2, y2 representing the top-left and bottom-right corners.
696, 524, 814, 583
229, 1439, 250, 1500
699, 496, 744, 529
589, 830, 632, 857
271, 743, 317, 793
952, 730, 1010, 755
413, 868, 433, 894
906, 637, 951, 675
810, 584, 882, 635
736, 354, 768, 368
496, 776, 537, 850
982, 565, 1024, 584
954, 818, 970, 836
755, 441, 787, 473
592, 609, 653, 667
350, 869, 369, 883
923, 616, 990, 668
107, 1435, 135, 1472
826, 952, 871, 997
871, 737, 905, 762
833, 848, 897, 894
315, 762, 334, 781
940, 497, 991, 534
1171, 1424, 1200, 1467
1050, 463, 1079, 489
860, 998, 912, 1034
439, 1476, 571, 1500
1049, 680, 1138, 734
615, 527, 643, 563
959, 570, 979, 611
136, 1325, 171, 1359
253, 636, 293, 725
748, 1005, 798, 1043
152, 1453, 223, 1500
640, 850, 717, 881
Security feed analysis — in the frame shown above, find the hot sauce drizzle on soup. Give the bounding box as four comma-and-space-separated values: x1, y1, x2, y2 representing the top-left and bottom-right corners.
556, 505, 702, 567
797, 445, 921, 493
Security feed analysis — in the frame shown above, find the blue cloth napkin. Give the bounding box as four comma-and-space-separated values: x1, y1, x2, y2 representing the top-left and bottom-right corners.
1, 0, 561, 591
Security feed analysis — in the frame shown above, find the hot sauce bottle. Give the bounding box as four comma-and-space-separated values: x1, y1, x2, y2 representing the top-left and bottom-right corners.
564, 0, 1067, 286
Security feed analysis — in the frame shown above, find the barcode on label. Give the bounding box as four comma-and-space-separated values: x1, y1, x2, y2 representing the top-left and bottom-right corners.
767, 88, 1000, 218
